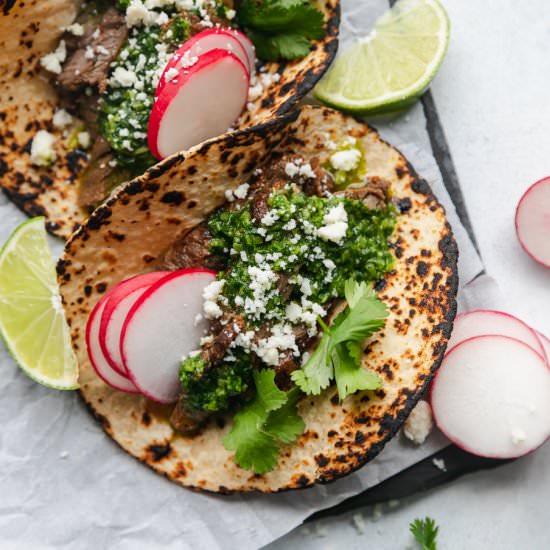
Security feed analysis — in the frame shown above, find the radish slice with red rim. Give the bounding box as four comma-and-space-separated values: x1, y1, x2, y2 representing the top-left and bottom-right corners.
99, 272, 168, 375
86, 295, 140, 393
148, 49, 249, 159
432, 335, 550, 459
447, 309, 546, 360
515, 176, 550, 268
120, 268, 216, 404
229, 29, 256, 72
537, 331, 550, 361
156, 28, 250, 98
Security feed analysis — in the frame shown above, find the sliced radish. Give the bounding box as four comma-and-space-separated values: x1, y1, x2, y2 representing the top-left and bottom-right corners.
432, 335, 550, 459
148, 50, 249, 159
99, 272, 168, 376
120, 268, 216, 403
447, 309, 546, 360
86, 295, 140, 394
156, 28, 250, 98
515, 176, 550, 268
229, 29, 256, 73
537, 331, 550, 360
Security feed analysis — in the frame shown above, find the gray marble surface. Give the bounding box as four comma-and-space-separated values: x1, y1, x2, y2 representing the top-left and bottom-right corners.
268, 0, 550, 548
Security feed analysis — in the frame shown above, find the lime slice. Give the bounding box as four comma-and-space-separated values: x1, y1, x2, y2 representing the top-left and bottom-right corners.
0, 218, 78, 389
314, 0, 450, 115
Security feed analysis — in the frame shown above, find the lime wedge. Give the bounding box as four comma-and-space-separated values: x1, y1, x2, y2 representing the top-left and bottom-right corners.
0, 218, 78, 389
314, 0, 450, 115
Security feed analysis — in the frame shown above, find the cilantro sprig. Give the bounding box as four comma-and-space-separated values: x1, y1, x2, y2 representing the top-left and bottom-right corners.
410, 517, 439, 550
223, 369, 305, 474
291, 280, 388, 400
237, 0, 326, 60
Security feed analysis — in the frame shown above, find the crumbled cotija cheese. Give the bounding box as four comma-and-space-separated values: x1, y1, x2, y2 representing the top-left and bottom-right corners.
40, 40, 67, 75
64, 23, 84, 36
52, 109, 73, 129
77, 131, 91, 149
164, 67, 179, 83
30, 130, 57, 166
330, 148, 361, 172
316, 202, 348, 244
403, 400, 433, 444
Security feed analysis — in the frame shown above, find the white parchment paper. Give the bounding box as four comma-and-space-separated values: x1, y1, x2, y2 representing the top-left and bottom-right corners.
0, 1, 492, 548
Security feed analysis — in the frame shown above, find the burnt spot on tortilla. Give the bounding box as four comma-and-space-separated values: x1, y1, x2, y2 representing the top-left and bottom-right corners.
396, 197, 412, 213
145, 442, 173, 462
141, 411, 152, 427
416, 261, 429, 277
315, 454, 330, 467
87, 207, 112, 230
160, 191, 185, 205
172, 461, 187, 478
374, 278, 387, 292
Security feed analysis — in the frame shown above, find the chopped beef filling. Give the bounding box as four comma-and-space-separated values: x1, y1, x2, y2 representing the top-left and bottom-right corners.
57, 8, 128, 94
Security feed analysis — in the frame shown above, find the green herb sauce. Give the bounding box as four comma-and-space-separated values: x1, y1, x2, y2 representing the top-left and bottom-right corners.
208, 189, 396, 325
325, 141, 367, 189
179, 352, 253, 413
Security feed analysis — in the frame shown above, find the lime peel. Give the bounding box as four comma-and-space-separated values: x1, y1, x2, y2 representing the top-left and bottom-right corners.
0, 217, 79, 390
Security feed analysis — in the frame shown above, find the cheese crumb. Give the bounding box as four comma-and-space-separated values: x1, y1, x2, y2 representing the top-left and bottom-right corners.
164, 67, 179, 83
403, 400, 433, 444
233, 183, 250, 200
316, 202, 348, 244
64, 23, 84, 36
180, 50, 199, 68
30, 130, 56, 166
77, 131, 91, 149
52, 109, 73, 129
432, 458, 447, 471
330, 149, 361, 172
110, 66, 137, 87
40, 40, 67, 74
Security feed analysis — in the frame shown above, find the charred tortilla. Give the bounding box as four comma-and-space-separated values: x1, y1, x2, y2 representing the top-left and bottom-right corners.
58, 105, 457, 493
0, 0, 339, 238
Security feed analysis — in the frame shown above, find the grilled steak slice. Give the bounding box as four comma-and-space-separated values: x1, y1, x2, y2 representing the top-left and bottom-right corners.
302, 157, 334, 197
170, 398, 210, 436
57, 8, 128, 94
157, 223, 225, 271
202, 316, 246, 365
339, 176, 390, 209
77, 137, 116, 210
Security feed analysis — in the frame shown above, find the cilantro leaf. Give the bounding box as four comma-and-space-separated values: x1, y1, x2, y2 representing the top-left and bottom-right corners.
223, 370, 305, 474
344, 279, 370, 308
237, 0, 325, 61
410, 517, 439, 550
247, 30, 312, 61
292, 280, 388, 400
264, 387, 305, 443
291, 328, 333, 395
255, 368, 288, 411
331, 286, 388, 345
239, 0, 325, 36
333, 342, 382, 400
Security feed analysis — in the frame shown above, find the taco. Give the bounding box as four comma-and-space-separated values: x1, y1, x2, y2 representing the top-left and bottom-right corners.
58, 105, 458, 493
0, 0, 339, 238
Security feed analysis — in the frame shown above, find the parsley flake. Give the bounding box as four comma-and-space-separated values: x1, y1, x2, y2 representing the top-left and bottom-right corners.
410, 517, 439, 550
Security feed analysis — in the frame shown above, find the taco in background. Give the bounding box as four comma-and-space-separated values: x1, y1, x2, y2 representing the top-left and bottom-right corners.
0, 0, 339, 238
58, 105, 457, 493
